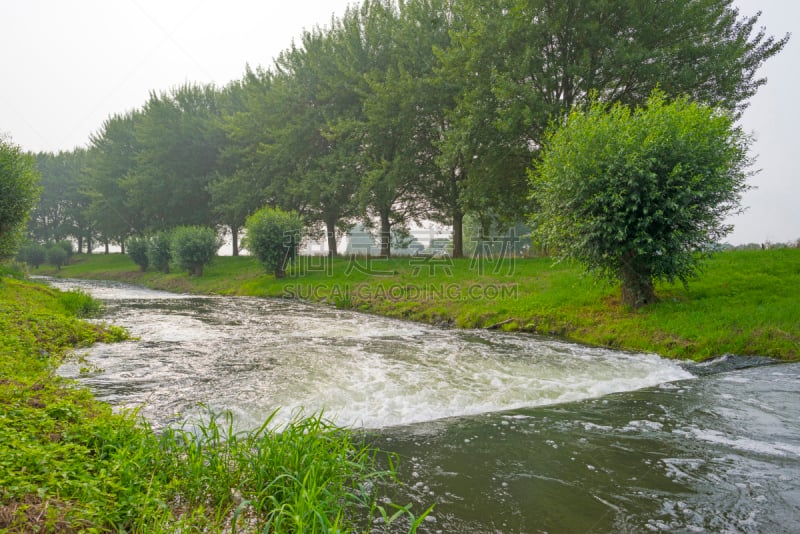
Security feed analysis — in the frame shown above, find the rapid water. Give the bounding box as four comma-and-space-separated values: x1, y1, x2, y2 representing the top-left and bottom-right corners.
53, 279, 691, 430
374, 360, 800, 532
50, 278, 800, 532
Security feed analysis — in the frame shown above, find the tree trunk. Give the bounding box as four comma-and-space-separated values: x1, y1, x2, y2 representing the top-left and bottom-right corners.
86, 236, 92, 254
325, 218, 338, 258
379, 210, 391, 258
77, 236, 83, 254
452, 209, 464, 258
231, 225, 239, 257
120, 240, 126, 255
620, 255, 656, 308
104, 240, 110, 254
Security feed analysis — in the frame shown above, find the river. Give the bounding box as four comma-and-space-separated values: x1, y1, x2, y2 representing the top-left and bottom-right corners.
49, 278, 800, 532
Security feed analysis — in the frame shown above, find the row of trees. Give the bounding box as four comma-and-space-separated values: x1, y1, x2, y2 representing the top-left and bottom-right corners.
127, 226, 220, 276
122, 210, 304, 279
25, 0, 786, 262
18, 240, 74, 270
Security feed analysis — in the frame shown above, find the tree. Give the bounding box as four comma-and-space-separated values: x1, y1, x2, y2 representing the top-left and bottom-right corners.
124, 84, 224, 231
25, 152, 67, 243
86, 110, 145, 251
28, 150, 95, 252
219, 69, 283, 233
56, 240, 74, 264
440, 0, 788, 242
245, 207, 304, 278
228, 20, 365, 259
0, 137, 40, 259
531, 91, 750, 308
171, 226, 220, 276
351, 0, 436, 257
207, 81, 250, 256
395, 0, 469, 258
127, 236, 149, 272
19, 242, 47, 269
46, 244, 68, 271
259, 59, 359, 258
147, 231, 172, 273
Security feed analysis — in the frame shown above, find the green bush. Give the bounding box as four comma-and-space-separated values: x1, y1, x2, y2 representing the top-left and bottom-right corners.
245, 207, 304, 278
20, 242, 47, 269
0, 137, 40, 259
148, 231, 172, 273
127, 236, 149, 271
171, 226, 219, 276
56, 239, 74, 262
531, 91, 749, 308
46, 244, 68, 270
0, 262, 25, 279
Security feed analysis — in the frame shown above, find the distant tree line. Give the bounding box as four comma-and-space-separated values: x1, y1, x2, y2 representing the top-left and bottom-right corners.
23, 0, 786, 261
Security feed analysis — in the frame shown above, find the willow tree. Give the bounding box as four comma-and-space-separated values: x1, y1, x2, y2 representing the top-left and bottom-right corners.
0, 137, 40, 259
531, 92, 750, 308
245, 207, 304, 278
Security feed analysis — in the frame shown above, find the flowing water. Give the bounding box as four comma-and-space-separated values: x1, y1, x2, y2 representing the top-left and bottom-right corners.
50, 278, 800, 532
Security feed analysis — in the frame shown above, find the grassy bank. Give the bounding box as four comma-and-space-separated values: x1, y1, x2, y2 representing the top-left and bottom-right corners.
0, 271, 421, 532
41, 248, 800, 361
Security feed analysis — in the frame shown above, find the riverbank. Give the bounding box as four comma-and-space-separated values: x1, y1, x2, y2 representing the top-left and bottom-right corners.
0, 272, 417, 531
40, 248, 799, 361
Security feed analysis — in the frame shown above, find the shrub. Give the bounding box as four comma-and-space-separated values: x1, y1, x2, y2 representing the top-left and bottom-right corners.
0, 137, 40, 259
46, 245, 68, 270
171, 226, 220, 276
127, 236, 149, 271
148, 231, 172, 273
245, 207, 304, 278
531, 91, 749, 308
20, 243, 47, 269
56, 239, 74, 262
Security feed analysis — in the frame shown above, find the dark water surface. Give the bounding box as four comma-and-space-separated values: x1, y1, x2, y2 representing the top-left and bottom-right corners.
49, 278, 800, 532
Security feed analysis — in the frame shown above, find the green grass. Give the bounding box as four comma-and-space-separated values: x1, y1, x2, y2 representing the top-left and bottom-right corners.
0, 272, 426, 532
39, 247, 800, 361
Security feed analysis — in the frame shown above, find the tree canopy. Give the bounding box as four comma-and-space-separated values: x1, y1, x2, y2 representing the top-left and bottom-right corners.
85, 111, 144, 251
0, 136, 41, 258
531, 91, 751, 308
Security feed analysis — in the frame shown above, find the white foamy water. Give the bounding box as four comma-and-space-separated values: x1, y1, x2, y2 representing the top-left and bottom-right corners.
51, 278, 693, 429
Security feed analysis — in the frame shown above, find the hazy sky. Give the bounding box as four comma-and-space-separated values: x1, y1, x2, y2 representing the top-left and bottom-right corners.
1, 0, 796, 244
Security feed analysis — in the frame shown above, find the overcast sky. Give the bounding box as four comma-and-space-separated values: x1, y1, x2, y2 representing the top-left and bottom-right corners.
1, 0, 796, 245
